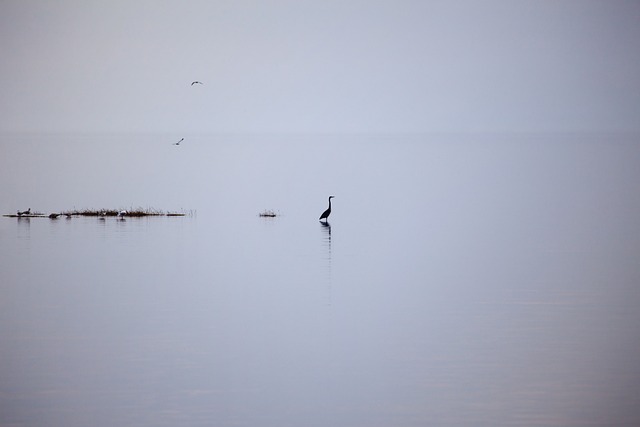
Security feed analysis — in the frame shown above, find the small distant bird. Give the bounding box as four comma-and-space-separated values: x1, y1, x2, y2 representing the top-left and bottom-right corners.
117, 210, 127, 219
174, 138, 184, 146
191, 81, 203, 86
48, 213, 60, 219
17, 208, 31, 216
319, 196, 335, 222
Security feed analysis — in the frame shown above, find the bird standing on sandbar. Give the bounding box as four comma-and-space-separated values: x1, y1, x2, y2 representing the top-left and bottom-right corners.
174, 138, 184, 146
191, 81, 203, 86
319, 196, 335, 222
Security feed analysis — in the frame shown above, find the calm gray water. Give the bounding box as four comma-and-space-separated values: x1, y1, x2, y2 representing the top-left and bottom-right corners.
1, 133, 640, 426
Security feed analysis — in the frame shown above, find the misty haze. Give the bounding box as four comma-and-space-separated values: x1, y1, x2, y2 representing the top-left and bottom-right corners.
1, 2, 640, 427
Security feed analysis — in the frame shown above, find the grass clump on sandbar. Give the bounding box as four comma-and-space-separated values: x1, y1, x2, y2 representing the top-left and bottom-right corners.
62, 207, 190, 217
4, 207, 195, 218
258, 209, 279, 218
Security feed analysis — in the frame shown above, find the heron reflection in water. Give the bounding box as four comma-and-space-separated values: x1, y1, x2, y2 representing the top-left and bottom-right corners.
319, 196, 335, 223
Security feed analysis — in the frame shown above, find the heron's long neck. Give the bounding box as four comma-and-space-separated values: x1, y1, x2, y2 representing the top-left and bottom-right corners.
328, 198, 332, 209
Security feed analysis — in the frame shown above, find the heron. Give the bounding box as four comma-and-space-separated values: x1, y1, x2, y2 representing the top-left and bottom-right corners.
319, 196, 335, 222
191, 81, 203, 86
174, 138, 184, 146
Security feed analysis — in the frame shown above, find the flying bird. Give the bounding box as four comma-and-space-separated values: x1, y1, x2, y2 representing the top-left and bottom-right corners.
319, 196, 335, 222
191, 81, 203, 86
174, 138, 184, 146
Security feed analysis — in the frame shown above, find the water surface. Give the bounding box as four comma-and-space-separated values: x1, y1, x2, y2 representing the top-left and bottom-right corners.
1, 133, 639, 426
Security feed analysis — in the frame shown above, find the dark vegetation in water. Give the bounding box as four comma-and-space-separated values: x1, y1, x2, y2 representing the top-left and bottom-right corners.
63, 208, 186, 217
4, 208, 193, 218
258, 209, 279, 218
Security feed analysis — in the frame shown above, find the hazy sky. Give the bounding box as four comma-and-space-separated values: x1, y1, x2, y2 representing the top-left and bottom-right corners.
1, 0, 639, 134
